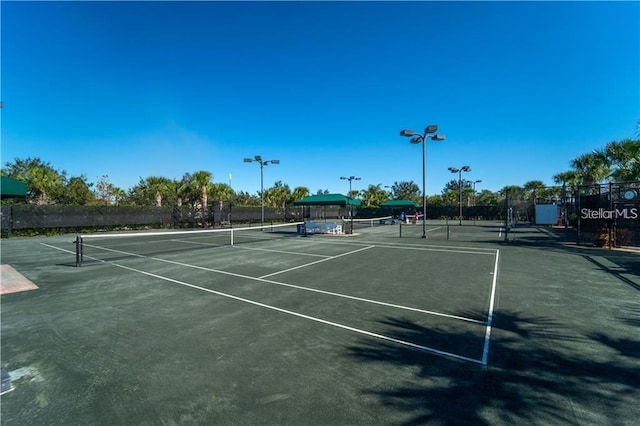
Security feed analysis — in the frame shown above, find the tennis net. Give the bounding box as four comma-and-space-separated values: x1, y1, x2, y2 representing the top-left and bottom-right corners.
344, 216, 396, 230
75, 222, 303, 266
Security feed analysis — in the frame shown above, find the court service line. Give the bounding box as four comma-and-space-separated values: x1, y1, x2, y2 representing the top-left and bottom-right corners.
368, 244, 495, 256
304, 238, 496, 255
232, 246, 330, 258
259, 245, 375, 278
174, 239, 330, 258
152, 255, 486, 324
110, 261, 484, 365
481, 249, 500, 366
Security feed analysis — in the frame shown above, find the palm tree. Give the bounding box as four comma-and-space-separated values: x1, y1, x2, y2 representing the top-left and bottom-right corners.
2, 157, 65, 204
291, 186, 310, 203
361, 184, 389, 207
603, 139, 640, 182
265, 181, 291, 209
209, 183, 235, 219
145, 176, 173, 207
570, 151, 610, 185
29, 164, 65, 205
191, 170, 213, 210
523, 180, 546, 205
553, 170, 581, 203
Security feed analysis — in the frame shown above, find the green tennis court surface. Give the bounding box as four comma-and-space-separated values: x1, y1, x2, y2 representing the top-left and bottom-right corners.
1, 223, 638, 424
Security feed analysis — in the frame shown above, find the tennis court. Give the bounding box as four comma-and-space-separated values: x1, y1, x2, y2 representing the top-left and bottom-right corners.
1, 221, 638, 424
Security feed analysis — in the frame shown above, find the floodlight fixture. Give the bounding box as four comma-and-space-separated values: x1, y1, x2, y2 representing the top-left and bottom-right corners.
449, 165, 472, 225
244, 155, 280, 228
340, 175, 361, 234
400, 123, 445, 238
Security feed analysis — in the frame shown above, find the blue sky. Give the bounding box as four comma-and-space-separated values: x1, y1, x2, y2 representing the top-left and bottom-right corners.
2, 1, 638, 197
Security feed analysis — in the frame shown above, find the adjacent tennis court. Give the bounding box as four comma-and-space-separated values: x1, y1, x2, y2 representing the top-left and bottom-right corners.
1, 221, 638, 424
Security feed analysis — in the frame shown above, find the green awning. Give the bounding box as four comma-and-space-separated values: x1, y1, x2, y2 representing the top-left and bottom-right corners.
380, 199, 420, 208
293, 193, 361, 206
1, 176, 28, 198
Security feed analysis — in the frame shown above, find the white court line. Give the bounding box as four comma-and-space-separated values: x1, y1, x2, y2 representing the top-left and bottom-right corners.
101, 258, 485, 364
48, 241, 486, 325
303, 238, 496, 255
372, 244, 494, 256
152, 255, 486, 325
481, 249, 500, 366
41, 242, 75, 253
43, 241, 497, 363
232, 246, 330, 258
174, 238, 329, 258
259, 245, 375, 278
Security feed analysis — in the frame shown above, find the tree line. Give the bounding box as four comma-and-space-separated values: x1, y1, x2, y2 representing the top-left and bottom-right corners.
2, 138, 638, 209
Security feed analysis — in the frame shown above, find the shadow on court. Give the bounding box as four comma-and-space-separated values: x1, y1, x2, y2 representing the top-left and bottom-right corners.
346, 309, 640, 425
2, 229, 639, 425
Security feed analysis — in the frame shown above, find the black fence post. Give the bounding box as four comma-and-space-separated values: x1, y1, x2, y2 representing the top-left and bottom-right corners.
75, 235, 83, 267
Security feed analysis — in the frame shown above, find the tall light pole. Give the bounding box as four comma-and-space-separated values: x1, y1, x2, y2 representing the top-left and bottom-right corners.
448, 165, 471, 225
244, 155, 279, 228
472, 179, 482, 206
400, 125, 445, 238
340, 175, 361, 234
340, 175, 361, 198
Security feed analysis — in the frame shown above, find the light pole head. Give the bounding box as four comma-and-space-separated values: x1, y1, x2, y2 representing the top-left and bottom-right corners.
424, 125, 438, 134
400, 129, 416, 137
269, 160, 280, 165
340, 176, 348, 180
448, 167, 459, 173
461, 166, 471, 172
475, 179, 482, 184
431, 134, 445, 141
243, 158, 253, 163
254, 155, 262, 161
410, 136, 423, 144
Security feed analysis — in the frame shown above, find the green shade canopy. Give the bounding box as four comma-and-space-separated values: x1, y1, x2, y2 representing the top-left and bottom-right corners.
1, 176, 28, 198
293, 193, 361, 206
380, 199, 420, 208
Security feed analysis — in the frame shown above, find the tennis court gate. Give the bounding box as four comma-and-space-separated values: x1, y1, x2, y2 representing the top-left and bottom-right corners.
503, 185, 576, 228
577, 181, 640, 248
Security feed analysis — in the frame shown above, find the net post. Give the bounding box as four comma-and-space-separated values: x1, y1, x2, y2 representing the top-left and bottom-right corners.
399, 222, 402, 238
75, 235, 83, 267
446, 217, 450, 240
504, 188, 510, 242
231, 228, 234, 246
